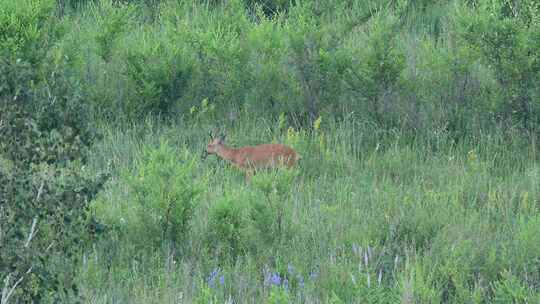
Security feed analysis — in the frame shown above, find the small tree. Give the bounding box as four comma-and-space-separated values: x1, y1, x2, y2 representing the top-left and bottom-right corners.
286, 4, 347, 122
127, 140, 205, 248
342, 12, 406, 127
456, 0, 540, 129
206, 192, 250, 262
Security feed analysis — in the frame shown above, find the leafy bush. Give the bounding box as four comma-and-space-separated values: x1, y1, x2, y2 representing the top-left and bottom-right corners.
407, 37, 483, 135
0, 164, 106, 302
504, 215, 540, 289
456, 0, 540, 129
94, 0, 134, 63
342, 12, 406, 126
185, 0, 251, 111
194, 281, 219, 304
0, 0, 56, 65
206, 191, 251, 261
286, 3, 350, 121
123, 30, 195, 119
0, 1, 106, 302
243, 10, 297, 115
267, 286, 290, 304
249, 169, 296, 250
127, 140, 204, 247
0, 0, 55, 102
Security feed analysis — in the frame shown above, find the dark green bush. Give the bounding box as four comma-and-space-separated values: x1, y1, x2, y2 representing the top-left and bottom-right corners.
341, 12, 406, 126
123, 36, 195, 119
0, 1, 105, 302
186, 0, 251, 111
243, 11, 297, 115
244, 0, 292, 16
286, 3, 349, 121
456, 0, 540, 129
0, 0, 56, 66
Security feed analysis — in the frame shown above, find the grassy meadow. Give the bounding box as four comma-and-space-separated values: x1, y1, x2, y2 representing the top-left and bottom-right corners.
81, 115, 540, 303
1, 0, 539, 303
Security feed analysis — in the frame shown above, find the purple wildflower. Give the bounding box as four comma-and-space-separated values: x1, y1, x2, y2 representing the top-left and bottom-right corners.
207, 268, 220, 288
298, 275, 305, 288
219, 275, 225, 286
269, 273, 282, 286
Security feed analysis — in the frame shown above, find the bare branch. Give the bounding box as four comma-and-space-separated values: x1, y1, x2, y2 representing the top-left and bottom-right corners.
36, 181, 44, 202
24, 218, 37, 248
1, 180, 44, 304
1, 266, 33, 304
23, 181, 44, 248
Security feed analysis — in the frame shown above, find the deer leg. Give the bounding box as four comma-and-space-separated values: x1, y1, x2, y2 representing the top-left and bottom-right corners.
245, 170, 253, 183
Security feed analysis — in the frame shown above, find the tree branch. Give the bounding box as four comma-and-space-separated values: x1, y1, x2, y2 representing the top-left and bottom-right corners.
1, 180, 45, 303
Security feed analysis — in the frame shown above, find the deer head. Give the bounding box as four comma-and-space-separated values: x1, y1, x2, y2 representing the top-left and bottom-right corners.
202, 129, 226, 159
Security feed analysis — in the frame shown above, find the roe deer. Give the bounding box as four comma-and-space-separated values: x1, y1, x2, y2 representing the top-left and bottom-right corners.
203, 130, 301, 181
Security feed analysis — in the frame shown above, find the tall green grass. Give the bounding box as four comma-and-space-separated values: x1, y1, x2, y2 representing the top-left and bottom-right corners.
3, 0, 538, 302
79, 114, 539, 303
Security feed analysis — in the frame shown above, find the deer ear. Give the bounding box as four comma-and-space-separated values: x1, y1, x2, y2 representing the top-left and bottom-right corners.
210, 127, 221, 139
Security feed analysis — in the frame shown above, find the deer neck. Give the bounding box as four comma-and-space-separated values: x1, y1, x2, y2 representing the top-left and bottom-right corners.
215, 145, 238, 163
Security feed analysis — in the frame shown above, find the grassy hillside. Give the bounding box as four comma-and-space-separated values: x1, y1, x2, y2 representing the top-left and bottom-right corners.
1, 0, 539, 303
81, 115, 540, 303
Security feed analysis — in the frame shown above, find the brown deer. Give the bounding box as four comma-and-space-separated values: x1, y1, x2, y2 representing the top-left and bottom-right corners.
203, 130, 301, 181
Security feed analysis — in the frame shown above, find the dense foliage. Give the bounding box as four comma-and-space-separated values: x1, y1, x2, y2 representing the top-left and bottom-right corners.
1, 0, 539, 302
31, 0, 537, 132
0, 0, 105, 302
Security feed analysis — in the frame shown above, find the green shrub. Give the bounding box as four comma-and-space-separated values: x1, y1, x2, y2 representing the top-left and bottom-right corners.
123, 29, 195, 119
186, 0, 251, 111
206, 191, 251, 261
398, 260, 443, 303
286, 3, 350, 121
127, 140, 204, 247
0, 0, 56, 101
94, 0, 134, 63
0, 2, 106, 302
0, 0, 56, 65
456, 0, 540, 129
194, 281, 219, 304
206, 170, 296, 262
342, 12, 406, 126
249, 169, 296, 252
243, 10, 298, 115
504, 215, 540, 288
406, 36, 484, 136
